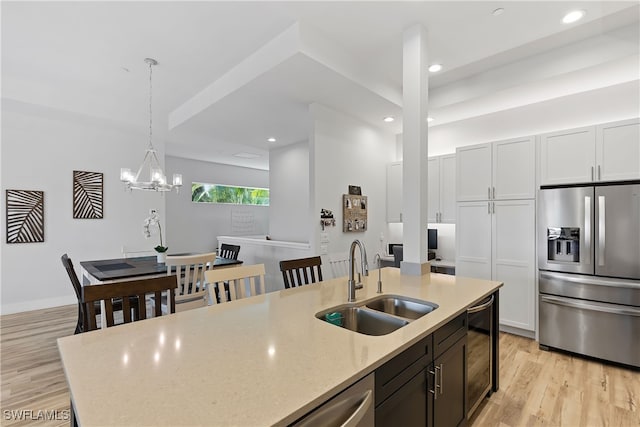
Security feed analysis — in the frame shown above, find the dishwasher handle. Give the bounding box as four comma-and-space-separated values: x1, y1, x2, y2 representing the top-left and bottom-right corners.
294, 389, 373, 427
468, 295, 494, 314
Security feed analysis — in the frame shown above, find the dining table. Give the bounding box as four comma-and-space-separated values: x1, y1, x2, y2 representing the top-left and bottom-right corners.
79, 254, 242, 285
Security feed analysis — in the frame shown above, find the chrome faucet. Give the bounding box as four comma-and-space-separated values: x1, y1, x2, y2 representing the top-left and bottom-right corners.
348, 239, 369, 302
373, 253, 382, 293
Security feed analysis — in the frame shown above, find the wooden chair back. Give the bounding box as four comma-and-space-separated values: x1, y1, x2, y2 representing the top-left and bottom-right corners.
166, 252, 217, 312
82, 276, 176, 330
121, 246, 156, 258
205, 264, 266, 303
218, 243, 241, 260
279, 256, 323, 289
61, 254, 85, 334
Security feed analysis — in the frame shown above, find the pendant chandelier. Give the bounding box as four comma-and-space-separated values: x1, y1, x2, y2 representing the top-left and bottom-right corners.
120, 58, 182, 192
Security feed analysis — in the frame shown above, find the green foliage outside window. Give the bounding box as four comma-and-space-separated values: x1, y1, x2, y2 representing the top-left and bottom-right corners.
192, 182, 269, 206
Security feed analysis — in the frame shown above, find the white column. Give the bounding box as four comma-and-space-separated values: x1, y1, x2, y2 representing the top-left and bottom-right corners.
401, 24, 430, 276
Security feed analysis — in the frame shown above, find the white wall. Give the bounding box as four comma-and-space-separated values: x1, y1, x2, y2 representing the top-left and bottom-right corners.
268, 141, 309, 242
165, 156, 269, 254
1, 100, 165, 314
309, 103, 396, 260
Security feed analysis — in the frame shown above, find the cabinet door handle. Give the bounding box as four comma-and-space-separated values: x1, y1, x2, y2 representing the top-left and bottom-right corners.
399, 212, 402, 222
492, 202, 495, 214
439, 364, 444, 395
492, 186, 495, 199
591, 166, 594, 181
598, 165, 601, 181
429, 366, 440, 400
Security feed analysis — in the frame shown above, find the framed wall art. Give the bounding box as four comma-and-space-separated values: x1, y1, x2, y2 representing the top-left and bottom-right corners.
343, 194, 367, 232
6, 189, 45, 243
73, 170, 103, 219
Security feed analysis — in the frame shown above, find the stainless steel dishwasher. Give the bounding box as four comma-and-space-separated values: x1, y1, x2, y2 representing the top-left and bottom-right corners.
466, 295, 494, 419
291, 373, 374, 427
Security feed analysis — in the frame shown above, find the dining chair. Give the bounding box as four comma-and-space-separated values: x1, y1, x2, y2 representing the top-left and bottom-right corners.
61, 254, 88, 334
121, 245, 156, 258
279, 256, 323, 289
205, 264, 266, 303
82, 275, 176, 330
218, 243, 241, 260
61, 254, 138, 333
327, 252, 361, 279
165, 252, 217, 312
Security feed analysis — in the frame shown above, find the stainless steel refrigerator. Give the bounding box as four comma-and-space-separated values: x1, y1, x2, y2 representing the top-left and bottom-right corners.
538, 182, 640, 367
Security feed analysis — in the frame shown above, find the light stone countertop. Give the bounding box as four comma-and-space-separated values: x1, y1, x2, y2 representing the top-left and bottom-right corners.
58, 268, 501, 426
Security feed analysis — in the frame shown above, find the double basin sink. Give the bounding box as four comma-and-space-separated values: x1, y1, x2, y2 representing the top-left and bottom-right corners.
316, 295, 439, 336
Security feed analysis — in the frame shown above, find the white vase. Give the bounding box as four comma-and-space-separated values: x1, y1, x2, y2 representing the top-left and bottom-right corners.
156, 252, 166, 263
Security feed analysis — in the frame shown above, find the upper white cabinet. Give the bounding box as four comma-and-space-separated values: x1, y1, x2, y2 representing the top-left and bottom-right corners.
428, 154, 456, 223
540, 126, 596, 185
457, 137, 535, 202
596, 118, 640, 182
540, 119, 639, 185
386, 162, 403, 223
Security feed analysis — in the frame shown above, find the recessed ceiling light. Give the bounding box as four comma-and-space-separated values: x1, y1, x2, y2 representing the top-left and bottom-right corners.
492, 8, 504, 16
427, 117, 434, 123
383, 116, 395, 123
562, 10, 585, 24
233, 152, 261, 159
428, 64, 442, 73
267, 137, 276, 143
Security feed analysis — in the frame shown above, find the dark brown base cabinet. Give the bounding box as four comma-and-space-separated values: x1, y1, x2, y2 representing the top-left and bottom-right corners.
375, 312, 468, 427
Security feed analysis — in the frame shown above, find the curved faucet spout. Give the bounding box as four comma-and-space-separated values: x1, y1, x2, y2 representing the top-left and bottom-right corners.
348, 239, 369, 302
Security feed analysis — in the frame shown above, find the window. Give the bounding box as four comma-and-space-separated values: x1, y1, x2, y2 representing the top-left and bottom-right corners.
191, 182, 269, 206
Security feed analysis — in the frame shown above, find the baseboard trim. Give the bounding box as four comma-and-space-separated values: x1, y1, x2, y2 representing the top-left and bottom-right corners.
499, 324, 536, 340
1, 295, 76, 315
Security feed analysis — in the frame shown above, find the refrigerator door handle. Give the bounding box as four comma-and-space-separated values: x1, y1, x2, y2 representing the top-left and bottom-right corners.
584, 196, 591, 265
541, 295, 640, 317
598, 196, 605, 267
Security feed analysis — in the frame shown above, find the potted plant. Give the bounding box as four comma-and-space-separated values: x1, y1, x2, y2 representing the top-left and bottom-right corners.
143, 209, 168, 263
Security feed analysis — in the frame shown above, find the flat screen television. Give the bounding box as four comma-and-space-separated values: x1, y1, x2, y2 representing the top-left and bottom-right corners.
428, 228, 437, 250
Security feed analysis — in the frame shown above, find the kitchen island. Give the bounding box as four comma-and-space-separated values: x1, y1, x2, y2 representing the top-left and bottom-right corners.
58, 268, 501, 426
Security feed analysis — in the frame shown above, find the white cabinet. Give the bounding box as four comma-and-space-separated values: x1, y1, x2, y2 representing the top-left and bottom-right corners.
596, 118, 640, 182
492, 200, 536, 331
457, 137, 535, 202
456, 199, 535, 332
388, 156, 456, 224
540, 119, 640, 185
456, 135, 536, 334
386, 162, 403, 223
493, 137, 536, 199
540, 126, 596, 185
456, 201, 492, 280
428, 154, 456, 223
456, 144, 492, 201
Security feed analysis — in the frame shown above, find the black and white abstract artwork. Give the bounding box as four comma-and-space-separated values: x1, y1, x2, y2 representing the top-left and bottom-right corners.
73, 170, 103, 219
6, 189, 45, 243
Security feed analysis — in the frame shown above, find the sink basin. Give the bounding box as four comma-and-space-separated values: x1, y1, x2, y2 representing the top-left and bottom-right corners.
316, 306, 409, 336
365, 295, 439, 320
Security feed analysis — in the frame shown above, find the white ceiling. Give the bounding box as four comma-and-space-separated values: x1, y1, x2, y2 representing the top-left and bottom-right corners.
3, 1, 639, 170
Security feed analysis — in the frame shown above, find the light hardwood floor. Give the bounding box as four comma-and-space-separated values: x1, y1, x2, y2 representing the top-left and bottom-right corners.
1, 305, 638, 426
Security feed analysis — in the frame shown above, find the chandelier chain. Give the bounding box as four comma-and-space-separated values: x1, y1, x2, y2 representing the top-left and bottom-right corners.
148, 60, 153, 149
